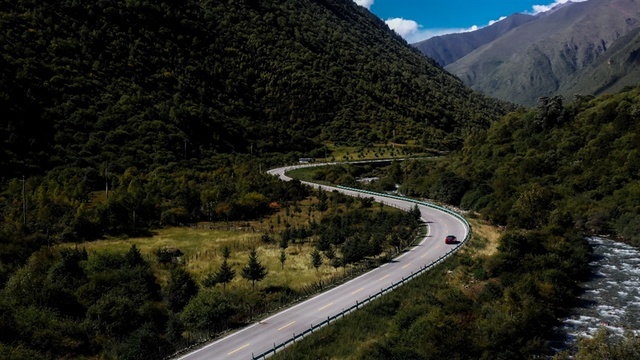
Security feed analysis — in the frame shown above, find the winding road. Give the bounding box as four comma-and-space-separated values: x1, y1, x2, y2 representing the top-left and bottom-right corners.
177, 163, 469, 360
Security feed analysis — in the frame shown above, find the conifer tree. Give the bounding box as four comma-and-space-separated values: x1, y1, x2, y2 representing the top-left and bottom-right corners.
311, 249, 323, 272
279, 250, 287, 269
241, 249, 267, 290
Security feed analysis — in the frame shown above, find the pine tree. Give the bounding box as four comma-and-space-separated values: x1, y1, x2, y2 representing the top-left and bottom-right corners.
311, 249, 323, 272
222, 245, 231, 259
241, 249, 267, 290
279, 250, 286, 269
410, 204, 422, 220
215, 259, 235, 291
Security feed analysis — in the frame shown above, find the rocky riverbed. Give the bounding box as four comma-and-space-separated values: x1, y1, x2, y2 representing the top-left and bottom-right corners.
559, 237, 640, 347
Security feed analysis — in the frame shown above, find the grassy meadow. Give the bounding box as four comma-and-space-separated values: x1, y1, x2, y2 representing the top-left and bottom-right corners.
325, 142, 426, 162
61, 195, 398, 290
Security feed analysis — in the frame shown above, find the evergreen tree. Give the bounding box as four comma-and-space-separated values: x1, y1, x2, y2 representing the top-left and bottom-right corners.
222, 245, 231, 259
311, 249, 323, 272
241, 249, 267, 290
324, 246, 336, 261
410, 204, 422, 220
165, 267, 198, 313
215, 259, 235, 292
279, 250, 287, 269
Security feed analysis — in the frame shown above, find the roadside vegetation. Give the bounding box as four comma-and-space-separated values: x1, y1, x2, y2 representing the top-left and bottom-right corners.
275, 87, 640, 358
273, 217, 590, 359
0, 169, 422, 359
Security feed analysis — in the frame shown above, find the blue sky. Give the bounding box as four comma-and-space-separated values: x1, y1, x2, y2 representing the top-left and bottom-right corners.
353, 0, 589, 43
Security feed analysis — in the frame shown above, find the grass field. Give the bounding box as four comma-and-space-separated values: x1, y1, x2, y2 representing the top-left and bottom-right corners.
285, 167, 328, 183
325, 142, 426, 162
61, 196, 395, 290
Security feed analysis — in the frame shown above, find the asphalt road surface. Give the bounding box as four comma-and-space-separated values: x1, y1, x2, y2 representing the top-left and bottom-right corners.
177, 163, 469, 360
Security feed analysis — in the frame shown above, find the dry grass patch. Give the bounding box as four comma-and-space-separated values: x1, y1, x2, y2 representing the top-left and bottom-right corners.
60, 195, 380, 291
464, 217, 502, 258
327, 142, 423, 162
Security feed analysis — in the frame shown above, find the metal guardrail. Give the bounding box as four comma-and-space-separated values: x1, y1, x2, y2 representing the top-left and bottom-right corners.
251, 186, 471, 360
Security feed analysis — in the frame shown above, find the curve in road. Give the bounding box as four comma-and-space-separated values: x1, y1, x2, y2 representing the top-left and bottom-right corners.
177, 163, 469, 360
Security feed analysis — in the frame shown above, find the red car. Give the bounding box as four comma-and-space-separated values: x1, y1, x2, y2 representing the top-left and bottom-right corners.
445, 235, 457, 244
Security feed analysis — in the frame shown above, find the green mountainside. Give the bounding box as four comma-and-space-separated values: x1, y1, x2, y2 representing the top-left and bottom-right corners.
0, 0, 507, 179
401, 88, 640, 245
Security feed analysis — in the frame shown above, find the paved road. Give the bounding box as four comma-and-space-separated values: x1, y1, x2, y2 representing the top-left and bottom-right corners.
178, 163, 469, 360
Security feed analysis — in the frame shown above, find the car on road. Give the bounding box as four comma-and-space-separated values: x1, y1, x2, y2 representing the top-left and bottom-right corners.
445, 235, 457, 244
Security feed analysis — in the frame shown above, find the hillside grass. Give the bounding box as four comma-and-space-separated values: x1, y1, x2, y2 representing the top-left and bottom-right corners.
61, 196, 400, 290
326, 142, 426, 162
464, 217, 502, 258
285, 167, 329, 184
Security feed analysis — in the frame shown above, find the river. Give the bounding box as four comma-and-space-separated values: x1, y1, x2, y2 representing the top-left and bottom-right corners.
558, 237, 640, 347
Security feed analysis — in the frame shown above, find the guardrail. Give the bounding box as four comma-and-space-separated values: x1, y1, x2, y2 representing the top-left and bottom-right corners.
251, 185, 471, 360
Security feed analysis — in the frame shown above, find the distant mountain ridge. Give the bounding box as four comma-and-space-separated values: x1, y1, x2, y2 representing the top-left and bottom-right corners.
415, 0, 640, 106
413, 13, 536, 67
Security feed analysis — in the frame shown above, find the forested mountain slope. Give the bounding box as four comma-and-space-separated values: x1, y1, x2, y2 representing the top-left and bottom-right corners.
442, 0, 640, 106
0, 0, 507, 179
401, 87, 640, 245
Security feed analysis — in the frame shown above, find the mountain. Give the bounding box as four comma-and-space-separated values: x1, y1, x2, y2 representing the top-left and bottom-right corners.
433, 0, 640, 106
413, 13, 536, 67
560, 26, 640, 96
0, 0, 508, 179
403, 85, 640, 245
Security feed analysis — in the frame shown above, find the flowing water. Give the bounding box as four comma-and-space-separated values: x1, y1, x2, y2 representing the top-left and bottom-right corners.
559, 237, 640, 347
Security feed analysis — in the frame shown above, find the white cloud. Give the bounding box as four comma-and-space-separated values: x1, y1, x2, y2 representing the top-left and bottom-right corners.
529, 0, 589, 15
385, 18, 420, 38
488, 16, 507, 26
386, 17, 483, 43
354, 0, 374, 10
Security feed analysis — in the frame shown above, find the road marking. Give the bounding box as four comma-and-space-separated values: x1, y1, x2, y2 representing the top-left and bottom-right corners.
278, 321, 296, 331
421, 253, 429, 259
378, 275, 389, 281
227, 343, 250, 355
318, 303, 334, 311
402, 263, 411, 269
351, 287, 364, 295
